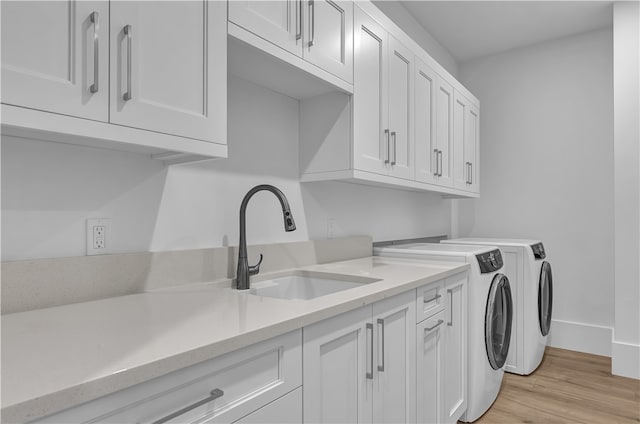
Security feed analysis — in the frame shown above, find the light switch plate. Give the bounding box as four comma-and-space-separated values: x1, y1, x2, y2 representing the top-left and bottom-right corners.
86, 218, 112, 255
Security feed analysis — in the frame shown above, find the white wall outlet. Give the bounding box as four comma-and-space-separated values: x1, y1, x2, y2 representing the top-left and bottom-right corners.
86, 218, 112, 255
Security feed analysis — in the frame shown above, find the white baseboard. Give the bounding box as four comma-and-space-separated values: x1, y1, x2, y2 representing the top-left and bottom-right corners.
547, 319, 612, 357
612, 340, 640, 379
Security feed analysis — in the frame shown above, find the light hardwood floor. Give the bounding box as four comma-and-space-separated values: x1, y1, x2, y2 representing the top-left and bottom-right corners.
474, 347, 640, 423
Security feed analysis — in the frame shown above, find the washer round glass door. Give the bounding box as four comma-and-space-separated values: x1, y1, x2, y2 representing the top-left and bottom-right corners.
485, 274, 513, 370
538, 261, 553, 336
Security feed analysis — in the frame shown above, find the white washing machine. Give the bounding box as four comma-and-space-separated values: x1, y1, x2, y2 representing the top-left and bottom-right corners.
373, 243, 513, 423
442, 238, 553, 375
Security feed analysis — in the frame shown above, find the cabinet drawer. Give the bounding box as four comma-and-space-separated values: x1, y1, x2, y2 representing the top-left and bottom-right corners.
33, 330, 302, 424
233, 387, 302, 423
416, 279, 446, 323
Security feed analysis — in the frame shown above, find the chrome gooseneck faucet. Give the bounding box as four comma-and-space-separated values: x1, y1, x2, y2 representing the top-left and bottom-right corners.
237, 185, 296, 290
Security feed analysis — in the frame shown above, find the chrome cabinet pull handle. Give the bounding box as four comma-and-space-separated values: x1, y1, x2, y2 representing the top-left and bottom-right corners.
89, 12, 99, 93
447, 288, 453, 326
377, 318, 385, 372
466, 162, 471, 184
423, 293, 441, 304
425, 319, 444, 332
123, 25, 133, 101
433, 149, 439, 176
440, 150, 444, 176
384, 129, 390, 164
308, 0, 315, 47
470, 162, 473, 184
366, 323, 374, 379
296, 0, 302, 41
390, 132, 397, 165
151, 389, 224, 424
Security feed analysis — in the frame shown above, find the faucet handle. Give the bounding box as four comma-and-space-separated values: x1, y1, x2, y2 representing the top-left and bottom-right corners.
249, 254, 263, 276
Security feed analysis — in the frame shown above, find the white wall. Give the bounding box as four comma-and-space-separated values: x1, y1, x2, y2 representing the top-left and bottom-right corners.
371, 0, 458, 77
613, 1, 640, 379
457, 28, 615, 356
1, 76, 452, 261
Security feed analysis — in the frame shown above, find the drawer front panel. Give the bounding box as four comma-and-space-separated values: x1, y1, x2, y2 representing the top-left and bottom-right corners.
416, 279, 445, 323
33, 330, 302, 424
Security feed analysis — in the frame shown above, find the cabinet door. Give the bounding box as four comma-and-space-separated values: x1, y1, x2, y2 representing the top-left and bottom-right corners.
353, 6, 389, 176
387, 36, 414, 181
228, 0, 302, 57
414, 58, 438, 185
444, 274, 468, 423
303, 306, 373, 424
372, 290, 416, 424
303, 0, 353, 83
452, 91, 468, 190
466, 104, 480, 193
435, 78, 454, 187
1, 0, 109, 121
109, 1, 226, 143
417, 310, 446, 424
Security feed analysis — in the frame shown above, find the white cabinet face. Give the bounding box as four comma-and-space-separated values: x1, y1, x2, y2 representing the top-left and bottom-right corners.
353, 7, 389, 176
303, 306, 372, 424
233, 387, 302, 424
1, 0, 109, 121
417, 310, 446, 424
109, 1, 226, 143
466, 105, 480, 193
387, 36, 414, 181
228, 0, 302, 57
436, 79, 454, 187
414, 59, 438, 185
453, 92, 468, 190
444, 275, 468, 423
303, 0, 353, 83
372, 291, 416, 424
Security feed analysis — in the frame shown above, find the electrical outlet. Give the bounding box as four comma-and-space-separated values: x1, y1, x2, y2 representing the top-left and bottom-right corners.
87, 219, 112, 255
327, 218, 337, 239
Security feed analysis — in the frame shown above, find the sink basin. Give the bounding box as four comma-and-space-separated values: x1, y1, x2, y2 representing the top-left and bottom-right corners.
249, 271, 381, 300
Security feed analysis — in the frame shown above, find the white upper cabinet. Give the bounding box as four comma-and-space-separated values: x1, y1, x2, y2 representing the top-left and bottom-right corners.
109, 1, 226, 143
387, 36, 414, 181
229, 0, 353, 84
1, 1, 109, 121
1, 0, 227, 161
452, 90, 469, 190
352, 8, 414, 180
352, 6, 388, 175
466, 103, 480, 193
452, 90, 480, 193
303, 0, 354, 83
228, 0, 303, 57
414, 57, 438, 185
435, 77, 454, 187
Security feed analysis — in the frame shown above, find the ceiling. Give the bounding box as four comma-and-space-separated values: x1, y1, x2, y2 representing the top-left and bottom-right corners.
400, 1, 614, 63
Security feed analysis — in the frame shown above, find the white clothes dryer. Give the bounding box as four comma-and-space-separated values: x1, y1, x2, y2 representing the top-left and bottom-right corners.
374, 243, 513, 423
443, 238, 552, 375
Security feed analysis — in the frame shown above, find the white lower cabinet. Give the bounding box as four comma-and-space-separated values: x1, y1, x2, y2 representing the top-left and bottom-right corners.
416, 274, 468, 424
417, 310, 445, 424
31, 330, 302, 424
233, 387, 302, 424
303, 290, 416, 423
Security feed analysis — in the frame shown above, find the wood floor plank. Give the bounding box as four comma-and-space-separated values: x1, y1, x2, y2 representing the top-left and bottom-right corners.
471, 347, 640, 424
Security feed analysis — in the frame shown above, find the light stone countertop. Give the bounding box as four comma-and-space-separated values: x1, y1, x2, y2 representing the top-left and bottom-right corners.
1, 256, 469, 423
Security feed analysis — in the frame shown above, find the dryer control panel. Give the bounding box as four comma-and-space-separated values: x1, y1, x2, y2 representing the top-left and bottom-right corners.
476, 249, 503, 273
531, 242, 546, 260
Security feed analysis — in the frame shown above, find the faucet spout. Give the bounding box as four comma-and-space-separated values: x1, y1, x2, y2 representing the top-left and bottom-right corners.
237, 185, 296, 290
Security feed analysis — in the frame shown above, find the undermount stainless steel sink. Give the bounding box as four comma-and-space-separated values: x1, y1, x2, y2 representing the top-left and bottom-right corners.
249, 271, 381, 300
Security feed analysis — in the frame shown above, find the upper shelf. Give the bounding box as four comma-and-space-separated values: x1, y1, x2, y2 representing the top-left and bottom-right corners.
227, 23, 353, 100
